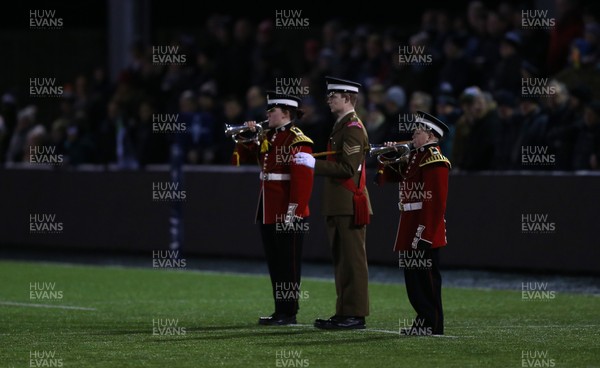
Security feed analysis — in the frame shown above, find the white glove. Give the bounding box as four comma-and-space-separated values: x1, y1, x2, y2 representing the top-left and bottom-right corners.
284, 203, 299, 224
294, 152, 315, 169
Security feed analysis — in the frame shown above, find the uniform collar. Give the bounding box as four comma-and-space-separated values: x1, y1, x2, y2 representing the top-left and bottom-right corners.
274, 120, 293, 132
336, 109, 355, 123
416, 142, 438, 153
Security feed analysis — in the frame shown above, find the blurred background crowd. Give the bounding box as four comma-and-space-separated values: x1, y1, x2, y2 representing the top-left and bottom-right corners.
1, 0, 599, 171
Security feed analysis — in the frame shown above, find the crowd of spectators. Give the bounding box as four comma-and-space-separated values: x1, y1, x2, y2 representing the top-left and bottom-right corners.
1, 0, 599, 171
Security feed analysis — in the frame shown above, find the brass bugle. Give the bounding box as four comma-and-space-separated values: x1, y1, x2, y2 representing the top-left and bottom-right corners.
369, 141, 414, 165
224, 119, 268, 144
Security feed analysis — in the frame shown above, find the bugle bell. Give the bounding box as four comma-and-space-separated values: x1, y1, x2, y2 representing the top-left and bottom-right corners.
369, 141, 413, 165
224, 119, 268, 144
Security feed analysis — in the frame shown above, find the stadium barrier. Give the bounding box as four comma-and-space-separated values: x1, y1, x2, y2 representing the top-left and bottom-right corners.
1, 165, 598, 274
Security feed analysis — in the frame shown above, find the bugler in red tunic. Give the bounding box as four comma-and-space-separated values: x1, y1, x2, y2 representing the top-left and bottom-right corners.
376, 143, 451, 251
232, 124, 314, 224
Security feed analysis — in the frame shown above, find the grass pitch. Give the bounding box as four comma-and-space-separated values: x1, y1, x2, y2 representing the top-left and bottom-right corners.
1, 260, 598, 367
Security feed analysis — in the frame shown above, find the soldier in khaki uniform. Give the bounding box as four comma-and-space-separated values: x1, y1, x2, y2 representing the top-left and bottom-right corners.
294, 76, 371, 329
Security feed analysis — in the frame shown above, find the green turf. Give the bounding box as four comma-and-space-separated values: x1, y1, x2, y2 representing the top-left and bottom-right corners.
1, 260, 598, 367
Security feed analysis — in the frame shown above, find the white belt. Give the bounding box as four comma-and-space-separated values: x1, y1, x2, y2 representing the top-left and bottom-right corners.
260, 172, 291, 181
398, 202, 422, 211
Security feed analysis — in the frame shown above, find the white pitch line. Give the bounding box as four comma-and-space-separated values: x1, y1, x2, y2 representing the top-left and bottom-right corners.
359, 329, 468, 338
0, 301, 97, 311
283, 324, 469, 337
449, 325, 599, 329
430, 334, 471, 338
360, 328, 399, 334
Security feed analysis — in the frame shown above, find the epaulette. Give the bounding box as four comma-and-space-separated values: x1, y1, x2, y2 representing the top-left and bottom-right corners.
344, 112, 360, 127
419, 146, 451, 168
290, 126, 314, 145
346, 120, 363, 128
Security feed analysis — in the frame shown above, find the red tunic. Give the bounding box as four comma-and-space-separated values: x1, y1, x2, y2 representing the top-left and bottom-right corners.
376, 143, 450, 251
232, 123, 314, 224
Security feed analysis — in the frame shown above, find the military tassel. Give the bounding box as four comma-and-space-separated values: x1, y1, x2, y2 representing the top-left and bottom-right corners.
260, 138, 270, 153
